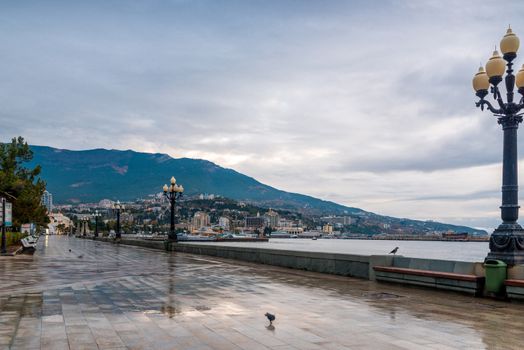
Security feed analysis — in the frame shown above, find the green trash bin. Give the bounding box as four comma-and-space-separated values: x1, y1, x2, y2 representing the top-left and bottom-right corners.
484, 259, 507, 293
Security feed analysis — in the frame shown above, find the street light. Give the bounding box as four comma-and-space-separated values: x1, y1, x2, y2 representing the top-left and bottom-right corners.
93, 210, 101, 238
82, 217, 89, 237
473, 26, 524, 264
163, 176, 184, 241
114, 201, 124, 239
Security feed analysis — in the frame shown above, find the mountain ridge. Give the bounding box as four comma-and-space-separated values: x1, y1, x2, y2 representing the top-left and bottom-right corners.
27, 145, 487, 235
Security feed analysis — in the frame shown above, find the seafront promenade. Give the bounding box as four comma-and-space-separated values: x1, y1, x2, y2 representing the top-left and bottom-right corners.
1, 236, 524, 350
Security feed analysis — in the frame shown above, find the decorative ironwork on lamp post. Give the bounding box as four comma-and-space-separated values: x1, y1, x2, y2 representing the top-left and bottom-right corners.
163, 176, 184, 242
114, 201, 123, 239
93, 210, 101, 238
473, 26, 524, 265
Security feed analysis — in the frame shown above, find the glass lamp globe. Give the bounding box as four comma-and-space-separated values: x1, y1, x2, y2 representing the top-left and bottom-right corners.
472, 66, 490, 92
500, 27, 520, 55
485, 50, 506, 79
516, 64, 524, 89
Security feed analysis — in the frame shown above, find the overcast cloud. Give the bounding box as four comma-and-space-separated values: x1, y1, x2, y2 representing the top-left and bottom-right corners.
1, 0, 523, 230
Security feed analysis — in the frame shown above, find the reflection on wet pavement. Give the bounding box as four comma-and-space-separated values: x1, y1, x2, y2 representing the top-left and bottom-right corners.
0, 235, 523, 349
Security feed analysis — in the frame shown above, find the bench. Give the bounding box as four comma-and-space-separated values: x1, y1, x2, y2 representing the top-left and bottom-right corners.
373, 266, 485, 296
505, 279, 524, 300
21, 237, 37, 252
26, 236, 38, 244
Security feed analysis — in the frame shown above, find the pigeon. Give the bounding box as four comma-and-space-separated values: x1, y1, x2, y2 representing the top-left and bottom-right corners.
77, 255, 83, 259
68, 249, 71, 252
265, 312, 275, 325
389, 247, 399, 255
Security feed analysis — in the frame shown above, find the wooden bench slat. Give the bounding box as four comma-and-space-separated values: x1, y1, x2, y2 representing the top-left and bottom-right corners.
505, 279, 524, 287
373, 266, 482, 282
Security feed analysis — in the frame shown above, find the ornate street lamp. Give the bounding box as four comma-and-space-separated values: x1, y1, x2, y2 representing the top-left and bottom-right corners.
163, 176, 184, 241
473, 26, 524, 264
82, 217, 89, 237
114, 201, 124, 239
93, 210, 101, 238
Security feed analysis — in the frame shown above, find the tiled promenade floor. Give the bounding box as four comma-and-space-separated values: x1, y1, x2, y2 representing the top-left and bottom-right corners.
1, 236, 523, 350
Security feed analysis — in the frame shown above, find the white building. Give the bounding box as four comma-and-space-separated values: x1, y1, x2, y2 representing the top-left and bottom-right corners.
265, 209, 280, 228
198, 193, 216, 200
218, 217, 230, 230
48, 213, 72, 234
192, 212, 211, 231
98, 199, 115, 208
41, 190, 53, 212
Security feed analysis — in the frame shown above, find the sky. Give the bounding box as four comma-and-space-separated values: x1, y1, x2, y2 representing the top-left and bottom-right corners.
1, 0, 524, 230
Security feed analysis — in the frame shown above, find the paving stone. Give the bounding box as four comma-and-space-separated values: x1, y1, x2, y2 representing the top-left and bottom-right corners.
0, 236, 523, 349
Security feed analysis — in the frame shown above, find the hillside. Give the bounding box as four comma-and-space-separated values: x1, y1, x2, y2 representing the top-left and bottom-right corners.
28, 145, 487, 235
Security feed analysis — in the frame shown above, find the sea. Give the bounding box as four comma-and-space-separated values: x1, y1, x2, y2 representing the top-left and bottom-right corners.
189, 238, 490, 262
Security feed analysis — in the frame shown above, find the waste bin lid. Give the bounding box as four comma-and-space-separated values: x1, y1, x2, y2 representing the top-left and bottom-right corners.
484, 259, 507, 266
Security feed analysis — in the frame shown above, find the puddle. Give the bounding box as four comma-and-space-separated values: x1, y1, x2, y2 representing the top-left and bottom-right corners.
363, 292, 404, 300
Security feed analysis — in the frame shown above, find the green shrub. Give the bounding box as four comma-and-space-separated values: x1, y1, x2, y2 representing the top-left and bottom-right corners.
4, 232, 28, 247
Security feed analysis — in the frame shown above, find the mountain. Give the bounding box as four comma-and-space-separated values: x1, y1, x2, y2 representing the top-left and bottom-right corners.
28, 145, 487, 235
29, 146, 361, 212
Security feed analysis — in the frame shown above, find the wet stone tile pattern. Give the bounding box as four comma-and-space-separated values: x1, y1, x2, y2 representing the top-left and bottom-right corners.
1, 236, 523, 349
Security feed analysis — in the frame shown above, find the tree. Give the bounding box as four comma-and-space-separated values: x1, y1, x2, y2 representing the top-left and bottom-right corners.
56, 223, 66, 235
263, 226, 274, 237
0, 137, 49, 228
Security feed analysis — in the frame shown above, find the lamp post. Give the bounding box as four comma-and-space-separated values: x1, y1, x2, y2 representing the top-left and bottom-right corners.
93, 210, 101, 238
1, 197, 6, 254
82, 217, 88, 237
163, 176, 184, 241
114, 201, 123, 239
473, 26, 524, 264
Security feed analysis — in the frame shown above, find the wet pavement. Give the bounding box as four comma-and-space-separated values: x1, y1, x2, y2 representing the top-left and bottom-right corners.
0, 236, 523, 350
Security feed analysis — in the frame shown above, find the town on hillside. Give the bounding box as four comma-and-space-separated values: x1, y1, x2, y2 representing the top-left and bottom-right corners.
42, 190, 488, 241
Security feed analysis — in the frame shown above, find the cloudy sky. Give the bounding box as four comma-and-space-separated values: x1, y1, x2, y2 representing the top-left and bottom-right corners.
1, 0, 524, 230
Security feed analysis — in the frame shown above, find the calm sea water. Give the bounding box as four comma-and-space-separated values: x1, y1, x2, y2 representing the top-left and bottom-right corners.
187, 239, 490, 262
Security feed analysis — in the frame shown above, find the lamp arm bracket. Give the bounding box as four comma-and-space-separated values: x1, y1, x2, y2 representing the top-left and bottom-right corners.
476, 99, 504, 114
490, 85, 504, 107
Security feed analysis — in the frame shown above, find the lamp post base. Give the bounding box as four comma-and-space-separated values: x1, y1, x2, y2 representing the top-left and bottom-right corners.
486, 224, 524, 265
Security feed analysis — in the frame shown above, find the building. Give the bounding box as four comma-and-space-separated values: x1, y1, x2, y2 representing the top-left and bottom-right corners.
48, 213, 72, 234
322, 224, 333, 234
192, 212, 211, 230
41, 190, 53, 212
278, 218, 295, 228
265, 209, 280, 228
321, 216, 352, 226
120, 212, 134, 224
245, 213, 266, 229
277, 226, 304, 235
198, 193, 216, 200
218, 217, 230, 230
98, 199, 114, 209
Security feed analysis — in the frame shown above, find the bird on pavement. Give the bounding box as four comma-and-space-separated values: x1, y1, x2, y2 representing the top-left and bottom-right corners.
68, 249, 71, 252
77, 255, 83, 259
265, 312, 275, 325
389, 247, 399, 255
